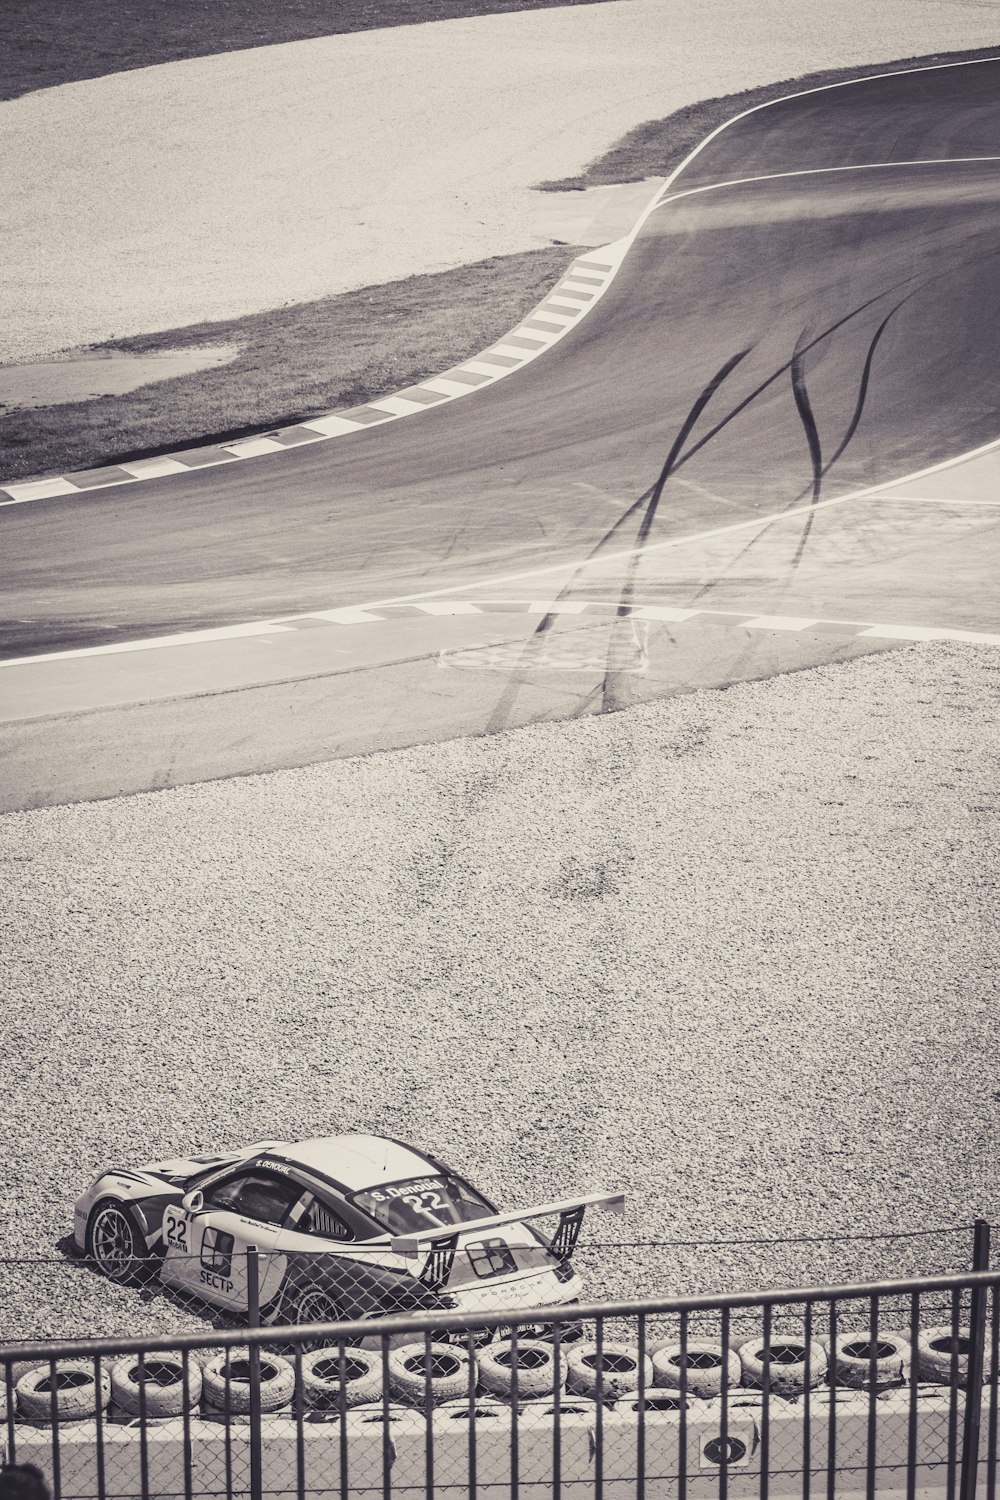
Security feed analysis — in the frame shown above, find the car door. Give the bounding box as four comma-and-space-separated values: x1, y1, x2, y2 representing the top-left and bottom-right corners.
272, 1192, 364, 1312
161, 1166, 302, 1314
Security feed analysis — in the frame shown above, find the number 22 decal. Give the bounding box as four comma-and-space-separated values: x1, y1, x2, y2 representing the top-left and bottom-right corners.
165, 1209, 188, 1251
402, 1191, 445, 1219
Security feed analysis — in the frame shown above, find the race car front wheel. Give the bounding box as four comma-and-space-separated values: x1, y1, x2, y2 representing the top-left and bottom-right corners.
86, 1200, 154, 1285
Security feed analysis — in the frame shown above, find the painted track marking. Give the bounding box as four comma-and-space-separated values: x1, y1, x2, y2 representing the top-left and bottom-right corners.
318, 434, 1000, 610
652, 154, 1000, 219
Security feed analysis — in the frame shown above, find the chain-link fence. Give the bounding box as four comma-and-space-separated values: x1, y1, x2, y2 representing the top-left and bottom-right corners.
0, 1221, 982, 1346
2, 1261, 999, 1500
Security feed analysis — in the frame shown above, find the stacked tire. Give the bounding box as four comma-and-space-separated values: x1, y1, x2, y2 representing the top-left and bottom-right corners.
477, 1340, 565, 1401
566, 1343, 653, 1401
915, 1327, 993, 1389
387, 1343, 475, 1406
652, 1341, 741, 1399
299, 1348, 382, 1410
831, 1333, 909, 1389
111, 1352, 203, 1417
16, 1363, 111, 1422
737, 1338, 827, 1397
202, 1350, 295, 1414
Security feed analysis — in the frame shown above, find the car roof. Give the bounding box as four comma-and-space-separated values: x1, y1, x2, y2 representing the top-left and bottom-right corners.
265, 1134, 438, 1192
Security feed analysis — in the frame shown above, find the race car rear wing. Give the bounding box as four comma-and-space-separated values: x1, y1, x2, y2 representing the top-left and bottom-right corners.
390, 1191, 625, 1289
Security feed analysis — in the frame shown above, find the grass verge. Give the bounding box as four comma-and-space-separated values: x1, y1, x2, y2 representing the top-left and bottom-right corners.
535, 43, 1000, 189
0, 246, 582, 482
2, 0, 611, 102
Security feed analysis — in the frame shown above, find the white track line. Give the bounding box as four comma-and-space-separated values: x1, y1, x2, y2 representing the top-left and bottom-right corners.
653, 52, 1000, 182
651, 154, 1000, 216
349, 434, 1000, 608
5, 603, 997, 669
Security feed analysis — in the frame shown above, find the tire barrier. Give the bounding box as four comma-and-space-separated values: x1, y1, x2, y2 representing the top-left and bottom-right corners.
16, 1362, 111, 1422
0, 1314, 989, 1437
476, 1339, 566, 1400
202, 1350, 295, 1414
387, 1342, 474, 1405
916, 1326, 993, 1388
300, 1348, 382, 1410
737, 1338, 827, 1397
566, 1343, 653, 1401
652, 1341, 742, 1399
832, 1332, 909, 1389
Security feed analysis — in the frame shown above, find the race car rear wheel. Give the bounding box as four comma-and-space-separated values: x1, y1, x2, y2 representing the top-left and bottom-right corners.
277, 1287, 348, 1352
86, 1201, 153, 1285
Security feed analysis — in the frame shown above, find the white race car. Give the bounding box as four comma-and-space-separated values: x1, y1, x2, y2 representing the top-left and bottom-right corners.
74, 1133, 623, 1337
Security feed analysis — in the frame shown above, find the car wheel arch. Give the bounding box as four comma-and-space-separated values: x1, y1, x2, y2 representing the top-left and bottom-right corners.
85, 1198, 160, 1283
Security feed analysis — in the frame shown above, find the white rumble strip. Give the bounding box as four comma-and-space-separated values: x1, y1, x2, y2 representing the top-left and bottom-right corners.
2, 600, 998, 669
0, 243, 637, 506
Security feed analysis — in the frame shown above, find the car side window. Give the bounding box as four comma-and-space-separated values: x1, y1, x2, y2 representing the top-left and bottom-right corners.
203, 1171, 300, 1226
297, 1196, 353, 1242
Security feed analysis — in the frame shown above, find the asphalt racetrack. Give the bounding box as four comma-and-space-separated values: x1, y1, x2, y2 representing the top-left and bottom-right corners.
2, 57, 999, 802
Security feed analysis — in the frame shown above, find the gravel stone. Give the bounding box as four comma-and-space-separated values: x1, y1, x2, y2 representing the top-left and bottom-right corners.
1, 642, 997, 1339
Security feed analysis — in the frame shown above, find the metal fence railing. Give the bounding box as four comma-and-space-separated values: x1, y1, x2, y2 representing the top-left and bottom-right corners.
2, 1245, 998, 1500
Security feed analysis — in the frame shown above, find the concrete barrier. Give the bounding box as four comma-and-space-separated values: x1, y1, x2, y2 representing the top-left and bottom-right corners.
4, 1385, 990, 1500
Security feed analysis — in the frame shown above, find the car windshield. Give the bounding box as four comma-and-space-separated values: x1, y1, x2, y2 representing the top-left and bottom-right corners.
350, 1174, 493, 1234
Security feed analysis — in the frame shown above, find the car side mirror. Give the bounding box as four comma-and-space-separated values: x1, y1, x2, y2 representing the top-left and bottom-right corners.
182, 1188, 205, 1214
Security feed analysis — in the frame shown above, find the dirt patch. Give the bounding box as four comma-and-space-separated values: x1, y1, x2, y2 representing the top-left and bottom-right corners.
0, 346, 240, 414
